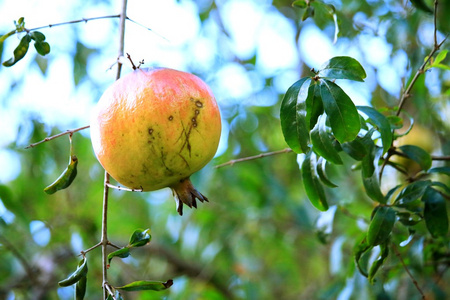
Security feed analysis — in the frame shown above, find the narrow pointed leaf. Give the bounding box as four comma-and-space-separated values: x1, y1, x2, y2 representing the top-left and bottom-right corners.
399, 145, 432, 171
116, 279, 173, 291
292, 0, 307, 8
311, 115, 343, 164
362, 146, 385, 203
301, 152, 329, 211
341, 137, 368, 161
30, 31, 46, 42
320, 80, 360, 143
354, 235, 372, 277
394, 180, 432, 207
368, 241, 389, 283
423, 187, 449, 238
316, 157, 338, 187
360, 132, 377, 178
367, 206, 396, 246
108, 248, 130, 264
306, 82, 324, 130
44, 155, 78, 194
363, 171, 386, 203
280, 77, 312, 153
410, 0, 433, 14
129, 228, 152, 247
3, 34, 31, 67
58, 257, 88, 287
75, 275, 87, 300
357, 106, 392, 154
319, 56, 367, 82
428, 167, 450, 176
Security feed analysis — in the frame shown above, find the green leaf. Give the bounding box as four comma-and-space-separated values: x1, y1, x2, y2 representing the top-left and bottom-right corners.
354, 235, 372, 277
129, 228, 152, 247
397, 212, 422, 226
107, 248, 131, 264
319, 56, 367, 82
301, 152, 329, 211
423, 187, 449, 238
34, 41, 50, 56
357, 106, 393, 154
362, 147, 385, 203
341, 137, 368, 161
316, 157, 338, 188
398, 145, 432, 171
3, 34, 31, 67
44, 155, 78, 194
58, 257, 88, 287
360, 130, 377, 178
306, 82, 324, 130
280, 77, 312, 153
387, 115, 403, 129
431, 181, 450, 195
319, 79, 361, 143
30, 31, 45, 42
410, 0, 433, 14
385, 184, 403, 202
367, 206, 396, 246
434, 50, 448, 65
363, 171, 385, 203
292, 0, 307, 8
302, 6, 314, 21
394, 180, 432, 207
75, 275, 87, 300
116, 279, 173, 291
73, 42, 97, 85
368, 241, 389, 283
310, 114, 343, 164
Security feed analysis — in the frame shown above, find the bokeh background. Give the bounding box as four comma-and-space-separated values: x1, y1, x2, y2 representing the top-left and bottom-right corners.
0, 0, 449, 299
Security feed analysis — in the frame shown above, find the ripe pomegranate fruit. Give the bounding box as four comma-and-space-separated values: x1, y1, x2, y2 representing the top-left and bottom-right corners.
90, 67, 221, 215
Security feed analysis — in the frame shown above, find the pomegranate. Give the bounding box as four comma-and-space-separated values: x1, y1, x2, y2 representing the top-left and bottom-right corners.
90, 67, 221, 215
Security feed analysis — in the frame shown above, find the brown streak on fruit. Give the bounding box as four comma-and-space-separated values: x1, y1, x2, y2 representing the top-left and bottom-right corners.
178, 153, 190, 169
177, 121, 193, 157
159, 149, 174, 176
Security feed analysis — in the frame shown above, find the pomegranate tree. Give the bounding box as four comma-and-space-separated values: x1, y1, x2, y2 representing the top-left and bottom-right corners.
90, 67, 221, 215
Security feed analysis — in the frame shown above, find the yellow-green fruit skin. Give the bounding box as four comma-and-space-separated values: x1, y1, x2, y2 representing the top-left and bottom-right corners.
90, 67, 221, 191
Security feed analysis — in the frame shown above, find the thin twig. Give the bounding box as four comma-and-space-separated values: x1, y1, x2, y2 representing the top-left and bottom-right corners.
215, 148, 293, 168
434, 0, 438, 47
25, 125, 90, 149
104, 282, 116, 299
106, 183, 143, 192
101, 171, 111, 299
380, 1, 448, 181
81, 241, 102, 256
27, 15, 120, 32
101, 1, 128, 298
431, 155, 450, 161
392, 243, 426, 299
25, 15, 165, 41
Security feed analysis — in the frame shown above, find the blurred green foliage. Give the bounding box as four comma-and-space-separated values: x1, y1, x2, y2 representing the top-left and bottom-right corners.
0, 0, 449, 299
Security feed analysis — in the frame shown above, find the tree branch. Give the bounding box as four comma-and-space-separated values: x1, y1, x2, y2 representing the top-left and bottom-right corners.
392, 243, 426, 299
102, 1, 128, 298
215, 148, 293, 168
106, 183, 143, 192
25, 125, 89, 149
